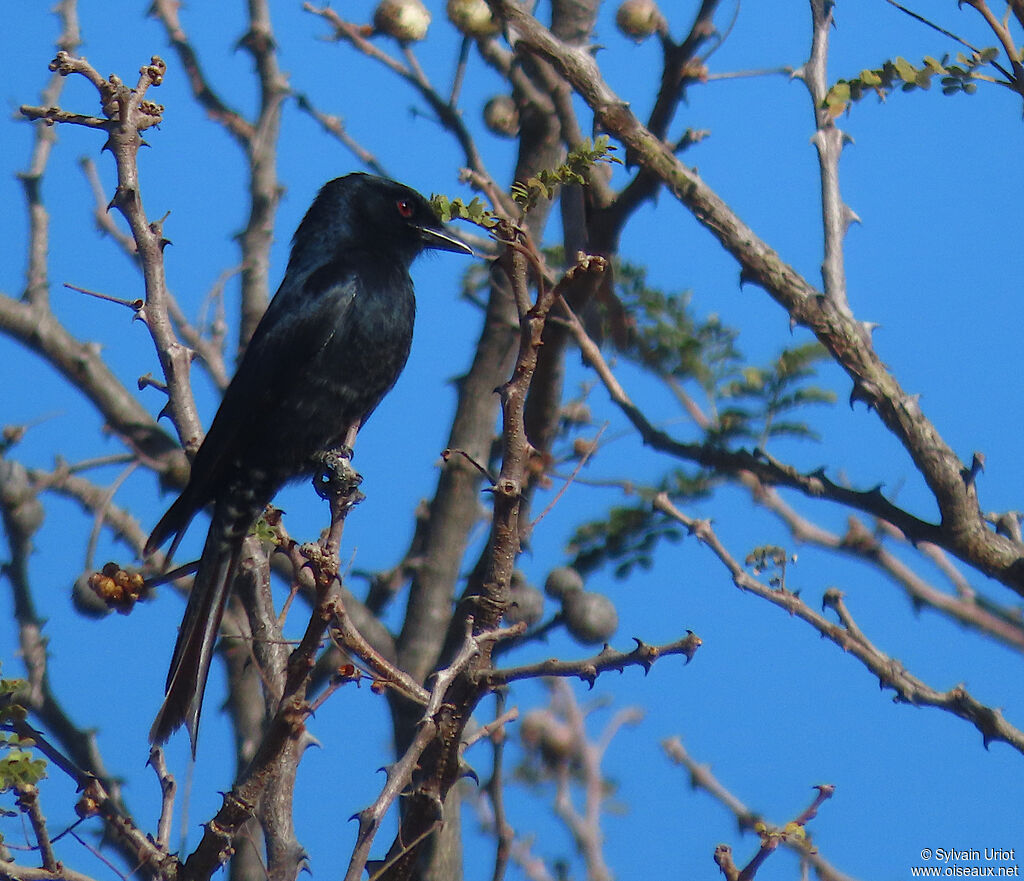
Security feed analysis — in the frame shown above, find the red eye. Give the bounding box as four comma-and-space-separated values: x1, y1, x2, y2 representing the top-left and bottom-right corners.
396, 199, 414, 219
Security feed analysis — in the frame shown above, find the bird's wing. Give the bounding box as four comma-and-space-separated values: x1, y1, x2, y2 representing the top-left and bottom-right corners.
147, 261, 359, 554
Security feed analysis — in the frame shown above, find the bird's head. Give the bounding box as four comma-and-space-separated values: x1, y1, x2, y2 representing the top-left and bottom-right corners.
300, 173, 472, 265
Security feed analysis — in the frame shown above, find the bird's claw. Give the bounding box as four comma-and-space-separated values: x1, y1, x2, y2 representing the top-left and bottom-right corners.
313, 449, 362, 501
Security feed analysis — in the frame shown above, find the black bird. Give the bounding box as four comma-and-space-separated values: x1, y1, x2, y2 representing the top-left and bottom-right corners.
146, 173, 471, 751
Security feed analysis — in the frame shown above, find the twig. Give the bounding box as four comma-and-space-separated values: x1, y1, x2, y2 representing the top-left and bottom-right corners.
960, 0, 1024, 82
754, 482, 1024, 653
14, 785, 57, 872
462, 705, 519, 752
705, 66, 794, 81
716, 785, 836, 881
3, 719, 171, 877
663, 737, 861, 881
78, 156, 139, 260
885, 0, 1017, 82
653, 492, 1024, 754
179, 472, 365, 881
147, 747, 176, 851
442, 447, 497, 485
83, 461, 138, 570
293, 93, 389, 177
530, 422, 606, 527
328, 605, 431, 708
0, 859, 100, 881
480, 632, 701, 687
490, 0, 1024, 597
794, 0, 858, 314
557, 295, 941, 544
482, 692, 515, 881
449, 35, 472, 107
62, 282, 142, 311
304, 3, 518, 219
343, 620, 513, 881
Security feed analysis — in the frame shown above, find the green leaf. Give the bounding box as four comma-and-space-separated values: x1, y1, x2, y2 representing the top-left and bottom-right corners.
432, 194, 498, 229
893, 57, 918, 82
829, 81, 851, 103
511, 137, 621, 211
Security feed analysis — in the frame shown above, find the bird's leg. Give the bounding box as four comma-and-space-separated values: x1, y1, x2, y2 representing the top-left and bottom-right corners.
316, 455, 364, 558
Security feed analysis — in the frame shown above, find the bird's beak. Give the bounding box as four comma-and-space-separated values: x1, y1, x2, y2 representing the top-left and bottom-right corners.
419, 224, 474, 256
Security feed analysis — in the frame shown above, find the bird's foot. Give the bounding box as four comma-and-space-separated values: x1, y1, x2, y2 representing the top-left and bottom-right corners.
313, 449, 363, 502
314, 450, 365, 557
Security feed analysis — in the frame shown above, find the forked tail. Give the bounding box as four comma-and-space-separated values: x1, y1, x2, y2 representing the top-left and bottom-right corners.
149, 505, 249, 754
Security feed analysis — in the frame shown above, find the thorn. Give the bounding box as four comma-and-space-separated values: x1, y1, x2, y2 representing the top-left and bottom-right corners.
962, 451, 985, 487
860, 320, 880, 337
821, 587, 843, 611
458, 759, 479, 785
867, 483, 887, 500
848, 378, 875, 411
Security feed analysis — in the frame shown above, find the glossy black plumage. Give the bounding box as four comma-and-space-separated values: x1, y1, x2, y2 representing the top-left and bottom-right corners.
146, 173, 470, 751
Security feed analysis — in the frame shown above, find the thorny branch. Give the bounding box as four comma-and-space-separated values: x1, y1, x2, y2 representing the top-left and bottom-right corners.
654, 493, 1024, 754
796, 0, 858, 312
479, 632, 701, 687
713, 784, 836, 881
753, 482, 1024, 653
342, 620, 517, 881
663, 737, 861, 881
151, 0, 290, 349
489, 0, 1024, 597
4, 2, 1024, 880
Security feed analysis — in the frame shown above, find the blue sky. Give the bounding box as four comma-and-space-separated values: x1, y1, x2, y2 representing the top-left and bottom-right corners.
2, 1, 1023, 879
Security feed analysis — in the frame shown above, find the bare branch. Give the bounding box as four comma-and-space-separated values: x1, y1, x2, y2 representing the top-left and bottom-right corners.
304, 3, 517, 219
490, 0, 1024, 595
344, 621, 515, 881
755, 482, 1024, 653
147, 747, 176, 852
293, 93, 390, 177
13, 784, 57, 872
663, 737, 862, 881
480, 632, 701, 687
654, 493, 1024, 754
793, 0, 859, 312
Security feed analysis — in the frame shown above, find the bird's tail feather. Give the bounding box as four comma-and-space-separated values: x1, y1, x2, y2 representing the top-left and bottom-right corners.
149, 507, 247, 754
145, 484, 202, 563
